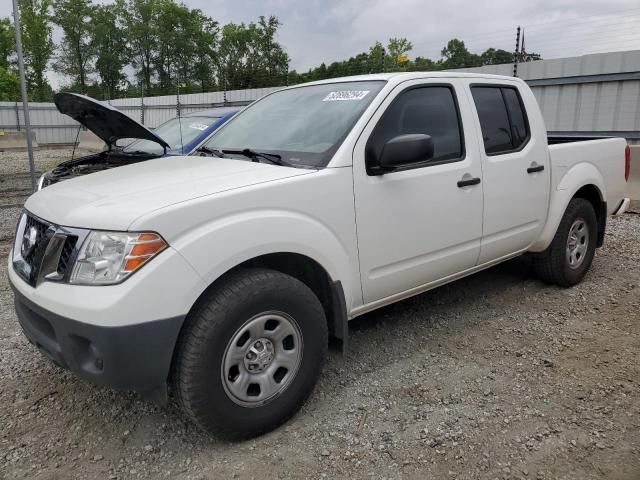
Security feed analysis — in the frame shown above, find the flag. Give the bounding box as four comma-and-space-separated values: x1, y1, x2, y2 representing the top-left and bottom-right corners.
520, 30, 528, 62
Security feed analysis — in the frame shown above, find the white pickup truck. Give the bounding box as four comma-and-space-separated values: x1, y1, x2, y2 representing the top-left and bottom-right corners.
9, 73, 631, 439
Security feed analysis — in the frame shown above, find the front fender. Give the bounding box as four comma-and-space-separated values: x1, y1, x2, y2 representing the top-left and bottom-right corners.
170, 208, 357, 311
530, 162, 605, 252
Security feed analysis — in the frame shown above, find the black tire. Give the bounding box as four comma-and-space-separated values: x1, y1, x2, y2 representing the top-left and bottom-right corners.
533, 198, 598, 287
172, 268, 327, 440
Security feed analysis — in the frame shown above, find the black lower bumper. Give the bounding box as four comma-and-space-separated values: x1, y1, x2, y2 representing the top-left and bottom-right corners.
12, 286, 184, 400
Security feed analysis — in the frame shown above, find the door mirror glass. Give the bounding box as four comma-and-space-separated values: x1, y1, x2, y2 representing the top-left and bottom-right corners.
377, 134, 434, 173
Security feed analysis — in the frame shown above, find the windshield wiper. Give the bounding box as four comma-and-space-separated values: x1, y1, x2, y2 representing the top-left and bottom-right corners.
122, 150, 153, 155
222, 148, 292, 167
195, 146, 225, 157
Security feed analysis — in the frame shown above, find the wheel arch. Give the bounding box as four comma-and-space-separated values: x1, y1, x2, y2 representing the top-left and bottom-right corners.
226, 253, 348, 348
572, 184, 607, 247
176, 252, 348, 355
530, 176, 606, 253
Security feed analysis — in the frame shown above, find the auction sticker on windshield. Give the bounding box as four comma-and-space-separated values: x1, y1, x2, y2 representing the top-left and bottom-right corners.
189, 123, 209, 131
323, 90, 370, 102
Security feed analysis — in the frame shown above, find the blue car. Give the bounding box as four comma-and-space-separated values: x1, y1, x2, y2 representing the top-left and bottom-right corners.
121, 108, 239, 156
38, 93, 238, 189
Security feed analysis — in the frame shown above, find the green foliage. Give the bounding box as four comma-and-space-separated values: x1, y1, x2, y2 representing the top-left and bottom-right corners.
11, 0, 545, 100
480, 48, 514, 66
219, 15, 289, 90
440, 39, 481, 69
0, 65, 20, 100
19, 0, 54, 101
386, 37, 413, 71
91, 4, 128, 99
52, 0, 95, 93
291, 37, 542, 85
0, 18, 15, 69
191, 11, 219, 93
120, 0, 157, 94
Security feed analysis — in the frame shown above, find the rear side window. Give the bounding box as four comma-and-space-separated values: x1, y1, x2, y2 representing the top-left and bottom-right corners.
471, 86, 530, 155
366, 86, 464, 171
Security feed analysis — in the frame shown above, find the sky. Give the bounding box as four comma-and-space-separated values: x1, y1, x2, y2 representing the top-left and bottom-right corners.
3, 0, 640, 88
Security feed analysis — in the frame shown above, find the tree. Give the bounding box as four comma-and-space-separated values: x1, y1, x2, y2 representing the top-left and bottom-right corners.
92, 4, 128, 99
408, 56, 436, 72
0, 18, 15, 69
191, 10, 219, 92
367, 41, 385, 73
386, 37, 413, 71
121, 0, 157, 95
0, 65, 20, 100
218, 16, 288, 90
440, 38, 481, 69
53, 0, 95, 93
155, 0, 188, 93
480, 48, 514, 65
255, 16, 289, 87
19, 0, 54, 101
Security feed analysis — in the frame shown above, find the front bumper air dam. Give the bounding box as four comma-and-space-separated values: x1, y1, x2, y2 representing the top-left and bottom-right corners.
11, 284, 184, 403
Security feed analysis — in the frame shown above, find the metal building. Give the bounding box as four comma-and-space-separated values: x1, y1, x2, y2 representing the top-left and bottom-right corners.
453, 50, 640, 143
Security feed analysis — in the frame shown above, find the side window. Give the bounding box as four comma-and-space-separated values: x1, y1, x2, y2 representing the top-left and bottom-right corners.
471, 86, 530, 155
366, 86, 463, 171
502, 88, 528, 148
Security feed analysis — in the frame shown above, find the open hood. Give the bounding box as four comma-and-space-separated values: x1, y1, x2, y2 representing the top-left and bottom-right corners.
54, 92, 170, 150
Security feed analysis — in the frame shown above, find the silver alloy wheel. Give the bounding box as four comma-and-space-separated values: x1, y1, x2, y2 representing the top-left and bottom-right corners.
566, 218, 589, 269
221, 311, 303, 407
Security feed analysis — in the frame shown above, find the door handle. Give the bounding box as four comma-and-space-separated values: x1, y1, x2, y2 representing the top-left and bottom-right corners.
457, 177, 481, 188
527, 164, 545, 174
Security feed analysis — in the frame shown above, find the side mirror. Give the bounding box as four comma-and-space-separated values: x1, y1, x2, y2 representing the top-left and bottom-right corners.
377, 134, 434, 173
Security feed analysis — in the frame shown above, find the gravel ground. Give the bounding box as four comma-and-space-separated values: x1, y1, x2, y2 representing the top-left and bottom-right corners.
1, 151, 639, 480
0, 149, 93, 210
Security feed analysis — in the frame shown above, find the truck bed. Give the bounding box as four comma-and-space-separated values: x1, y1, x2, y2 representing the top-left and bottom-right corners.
547, 135, 614, 145
548, 137, 628, 215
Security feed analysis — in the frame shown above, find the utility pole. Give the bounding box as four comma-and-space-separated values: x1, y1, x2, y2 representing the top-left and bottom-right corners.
12, 0, 37, 192
176, 69, 181, 118
513, 25, 521, 78
139, 83, 145, 125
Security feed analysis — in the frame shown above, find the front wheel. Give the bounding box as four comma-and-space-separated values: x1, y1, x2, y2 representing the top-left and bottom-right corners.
172, 268, 327, 439
533, 198, 598, 287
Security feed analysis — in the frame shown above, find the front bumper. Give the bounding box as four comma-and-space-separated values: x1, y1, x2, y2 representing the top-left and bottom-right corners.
8, 239, 206, 400
12, 285, 184, 397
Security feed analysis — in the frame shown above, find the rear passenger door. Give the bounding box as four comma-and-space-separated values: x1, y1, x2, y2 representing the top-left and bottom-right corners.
353, 80, 484, 304
467, 83, 550, 264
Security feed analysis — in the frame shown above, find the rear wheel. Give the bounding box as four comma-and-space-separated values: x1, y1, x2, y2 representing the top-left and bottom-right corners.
533, 198, 598, 287
172, 268, 327, 439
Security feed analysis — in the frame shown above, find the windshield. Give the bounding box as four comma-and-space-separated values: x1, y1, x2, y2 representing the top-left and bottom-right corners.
201, 81, 385, 168
123, 116, 219, 154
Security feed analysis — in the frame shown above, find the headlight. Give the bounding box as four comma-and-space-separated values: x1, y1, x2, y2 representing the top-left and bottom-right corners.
37, 174, 46, 191
70, 231, 167, 285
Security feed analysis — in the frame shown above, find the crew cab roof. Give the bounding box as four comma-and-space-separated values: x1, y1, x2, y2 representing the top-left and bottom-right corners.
283, 71, 527, 88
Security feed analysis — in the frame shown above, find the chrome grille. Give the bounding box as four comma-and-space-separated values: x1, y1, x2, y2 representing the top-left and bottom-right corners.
57, 236, 78, 276
12, 212, 83, 286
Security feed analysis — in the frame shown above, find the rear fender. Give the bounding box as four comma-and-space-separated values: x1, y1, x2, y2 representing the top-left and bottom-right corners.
530, 162, 606, 252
